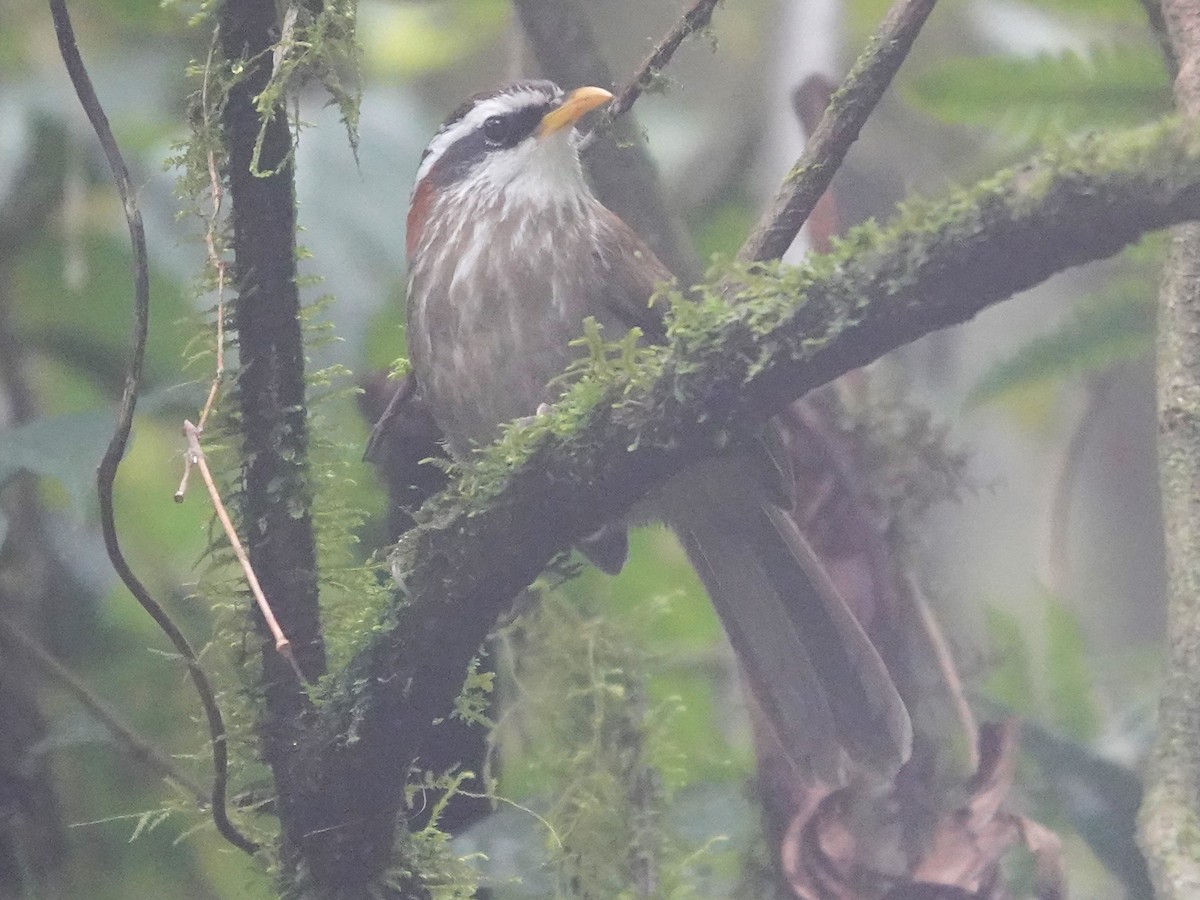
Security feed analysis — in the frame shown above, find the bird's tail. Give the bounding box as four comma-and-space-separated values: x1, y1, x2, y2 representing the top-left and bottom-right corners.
664, 463, 912, 784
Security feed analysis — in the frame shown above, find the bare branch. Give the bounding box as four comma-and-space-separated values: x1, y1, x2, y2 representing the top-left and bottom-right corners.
596, 0, 722, 129
738, 0, 938, 263
1046, 374, 1114, 596
1141, 0, 1180, 80
0, 617, 209, 805
48, 0, 257, 857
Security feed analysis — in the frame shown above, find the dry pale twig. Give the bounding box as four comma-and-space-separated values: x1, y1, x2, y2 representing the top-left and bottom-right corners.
182, 420, 303, 681
197, 30, 228, 435
176, 36, 229, 499
48, 0, 257, 856
738, 0, 938, 263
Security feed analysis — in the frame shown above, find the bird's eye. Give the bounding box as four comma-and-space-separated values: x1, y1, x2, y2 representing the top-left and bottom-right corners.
482, 115, 510, 146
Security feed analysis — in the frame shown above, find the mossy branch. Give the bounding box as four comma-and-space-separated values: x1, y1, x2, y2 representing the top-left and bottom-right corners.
289, 117, 1200, 891
738, 0, 938, 263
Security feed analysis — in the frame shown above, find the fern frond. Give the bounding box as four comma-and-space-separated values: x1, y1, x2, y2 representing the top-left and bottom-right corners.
909, 46, 1170, 137
965, 286, 1154, 409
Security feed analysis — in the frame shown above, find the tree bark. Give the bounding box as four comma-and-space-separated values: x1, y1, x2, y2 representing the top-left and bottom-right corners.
217, 0, 326, 885
1141, 4, 1200, 895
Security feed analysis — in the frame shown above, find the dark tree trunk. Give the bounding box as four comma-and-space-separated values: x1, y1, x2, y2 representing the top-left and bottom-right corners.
218, 0, 326, 887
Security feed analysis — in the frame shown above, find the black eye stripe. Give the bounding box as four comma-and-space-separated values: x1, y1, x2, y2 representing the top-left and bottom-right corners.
482, 104, 549, 148
427, 101, 553, 187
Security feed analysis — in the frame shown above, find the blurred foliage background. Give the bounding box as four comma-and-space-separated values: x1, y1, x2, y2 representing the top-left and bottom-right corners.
0, 0, 1171, 896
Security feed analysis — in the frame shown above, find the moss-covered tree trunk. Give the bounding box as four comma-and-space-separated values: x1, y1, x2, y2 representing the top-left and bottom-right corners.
1142, 5, 1200, 894
217, 0, 326, 890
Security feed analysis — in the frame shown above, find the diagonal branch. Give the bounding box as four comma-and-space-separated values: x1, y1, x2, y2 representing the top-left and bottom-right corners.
738, 0, 938, 263
182, 421, 303, 678
292, 118, 1200, 892
48, 0, 256, 857
1140, 0, 1180, 80
0, 617, 209, 805
512, 0, 702, 280
597, 0, 722, 129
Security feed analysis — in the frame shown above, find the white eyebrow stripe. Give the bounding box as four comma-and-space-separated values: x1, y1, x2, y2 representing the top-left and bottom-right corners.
414, 87, 559, 187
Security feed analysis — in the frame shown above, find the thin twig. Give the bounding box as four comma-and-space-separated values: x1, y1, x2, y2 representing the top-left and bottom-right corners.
182, 420, 303, 681
738, 0, 938, 263
198, 29, 228, 435
789, 74, 843, 255
0, 617, 209, 805
176, 35, 228, 502
592, 0, 722, 134
48, 0, 257, 856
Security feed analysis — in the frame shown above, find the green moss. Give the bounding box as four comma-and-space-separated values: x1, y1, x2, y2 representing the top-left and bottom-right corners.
249, 0, 362, 174
392, 118, 1200, 549
492, 591, 699, 897
159, 1, 370, 874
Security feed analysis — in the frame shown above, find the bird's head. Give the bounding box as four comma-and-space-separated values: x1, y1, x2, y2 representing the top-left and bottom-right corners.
407, 80, 612, 259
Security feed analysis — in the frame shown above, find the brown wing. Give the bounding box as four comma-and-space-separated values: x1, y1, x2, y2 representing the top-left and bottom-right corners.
591, 206, 673, 342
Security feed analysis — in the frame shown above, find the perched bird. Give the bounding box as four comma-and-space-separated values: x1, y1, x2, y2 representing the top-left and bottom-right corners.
396, 79, 911, 783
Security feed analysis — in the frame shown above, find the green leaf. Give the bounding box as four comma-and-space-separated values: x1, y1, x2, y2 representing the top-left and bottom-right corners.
908, 47, 1171, 136
1042, 592, 1099, 740
982, 604, 1035, 714
965, 287, 1154, 409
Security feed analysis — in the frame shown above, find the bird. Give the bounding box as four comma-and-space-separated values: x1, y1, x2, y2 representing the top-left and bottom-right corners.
394, 79, 912, 784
